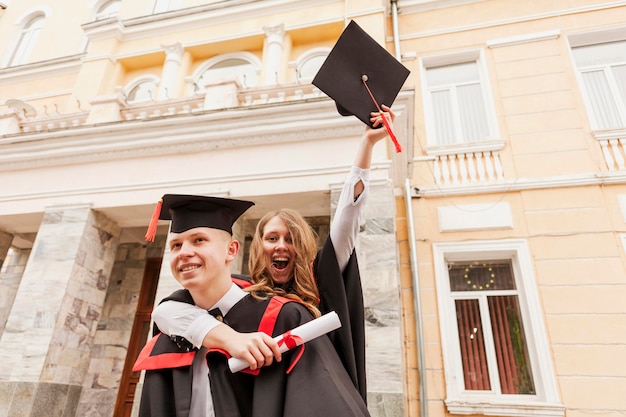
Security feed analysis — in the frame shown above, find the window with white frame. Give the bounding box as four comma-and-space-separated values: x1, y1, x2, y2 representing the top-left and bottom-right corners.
126, 77, 159, 103
151, 0, 180, 14
95, 0, 120, 20
433, 240, 563, 417
293, 48, 329, 82
192, 53, 260, 93
571, 40, 626, 131
6, 13, 44, 67
422, 51, 497, 146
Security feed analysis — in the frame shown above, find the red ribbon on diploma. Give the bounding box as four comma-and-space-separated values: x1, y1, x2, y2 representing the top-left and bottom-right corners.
278, 331, 304, 374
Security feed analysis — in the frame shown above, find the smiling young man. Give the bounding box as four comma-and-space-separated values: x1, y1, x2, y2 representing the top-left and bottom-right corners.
135, 194, 371, 417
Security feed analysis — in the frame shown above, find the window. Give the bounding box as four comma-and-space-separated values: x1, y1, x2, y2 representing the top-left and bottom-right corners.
151, 0, 180, 14
449, 261, 534, 394
95, 0, 120, 20
571, 40, 626, 130
292, 48, 329, 82
433, 240, 563, 417
192, 53, 260, 93
6, 14, 44, 67
422, 52, 497, 146
126, 78, 159, 103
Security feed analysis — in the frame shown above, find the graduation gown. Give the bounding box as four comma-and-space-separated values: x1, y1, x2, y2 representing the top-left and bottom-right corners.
314, 236, 367, 402
136, 289, 370, 417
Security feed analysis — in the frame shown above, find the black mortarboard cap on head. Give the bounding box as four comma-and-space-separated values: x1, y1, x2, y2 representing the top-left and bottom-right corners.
144, 194, 254, 242
312, 20, 410, 152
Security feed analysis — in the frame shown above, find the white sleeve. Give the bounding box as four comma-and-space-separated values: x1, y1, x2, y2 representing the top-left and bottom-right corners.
152, 300, 221, 349
330, 166, 370, 272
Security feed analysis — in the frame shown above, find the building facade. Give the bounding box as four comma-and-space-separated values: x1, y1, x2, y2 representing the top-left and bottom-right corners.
0, 1, 624, 417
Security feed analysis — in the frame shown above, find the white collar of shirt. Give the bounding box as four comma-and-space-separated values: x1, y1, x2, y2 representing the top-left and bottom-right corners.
211, 282, 246, 316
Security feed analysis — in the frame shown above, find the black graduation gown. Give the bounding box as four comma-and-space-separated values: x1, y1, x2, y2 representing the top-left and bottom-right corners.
136, 289, 370, 417
314, 236, 367, 402
207, 294, 369, 417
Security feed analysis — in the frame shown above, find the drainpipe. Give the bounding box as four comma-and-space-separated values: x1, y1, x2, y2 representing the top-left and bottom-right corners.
390, 0, 401, 60
390, 1, 429, 417
404, 178, 428, 417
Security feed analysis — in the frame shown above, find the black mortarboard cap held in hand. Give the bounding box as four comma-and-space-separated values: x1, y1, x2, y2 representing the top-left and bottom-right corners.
312, 20, 410, 152
145, 194, 254, 242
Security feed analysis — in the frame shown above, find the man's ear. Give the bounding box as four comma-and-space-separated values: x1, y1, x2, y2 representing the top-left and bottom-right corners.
226, 239, 240, 261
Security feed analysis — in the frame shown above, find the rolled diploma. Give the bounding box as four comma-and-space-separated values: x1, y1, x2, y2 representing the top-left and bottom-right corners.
228, 311, 341, 373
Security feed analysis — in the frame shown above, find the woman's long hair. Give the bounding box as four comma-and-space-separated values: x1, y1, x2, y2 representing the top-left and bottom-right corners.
246, 209, 321, 317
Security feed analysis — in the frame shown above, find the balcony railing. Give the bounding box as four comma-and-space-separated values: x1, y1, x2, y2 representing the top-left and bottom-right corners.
121, 82, 323, 120
428, 141, 505, 186
2, 82, 324, 134
595, 130, 626, 171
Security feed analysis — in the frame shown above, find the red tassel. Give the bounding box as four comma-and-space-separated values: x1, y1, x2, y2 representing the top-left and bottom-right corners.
145, 199, 162, 242
361, 76, 402, 153
379, 111, 402, 153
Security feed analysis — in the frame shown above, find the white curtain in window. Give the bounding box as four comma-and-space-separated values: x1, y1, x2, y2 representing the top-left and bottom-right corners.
581, 70, 622, 129
432, 89, 457, 145
573, 41, 626, 130
615, 64, 626, 109
427, 61, 491, 145
458, 83, 489, 142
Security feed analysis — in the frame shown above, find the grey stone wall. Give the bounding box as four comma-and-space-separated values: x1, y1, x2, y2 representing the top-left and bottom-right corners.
0, 205, 120, 417
75, 239, 165, 417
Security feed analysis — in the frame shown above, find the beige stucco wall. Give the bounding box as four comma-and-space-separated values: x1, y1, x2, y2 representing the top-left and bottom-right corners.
396, 1, 626, 417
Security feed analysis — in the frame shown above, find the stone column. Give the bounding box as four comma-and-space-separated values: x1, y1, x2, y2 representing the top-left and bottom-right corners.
330, 180, 405, 417
158, 42, 184, 100
0, 204, 120, 417
0, 229, 12, 270
0, 229, 18, 336
262, 24, 285, 85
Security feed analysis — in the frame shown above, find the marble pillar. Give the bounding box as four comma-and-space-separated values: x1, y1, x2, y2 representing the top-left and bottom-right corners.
262, 24, 285, 85
0, 229, 12, 269
0, 204, 120, 417
331, 181, 405, 417
0, 234, 28, 339
158, 42, 183, 100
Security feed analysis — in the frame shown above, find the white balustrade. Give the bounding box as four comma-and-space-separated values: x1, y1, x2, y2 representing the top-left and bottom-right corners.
596, 131, 626, 171
429, 142, 505, 186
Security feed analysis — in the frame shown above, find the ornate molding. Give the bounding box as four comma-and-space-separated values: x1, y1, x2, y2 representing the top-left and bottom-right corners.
0, 100, 362, 171
0, 54, 83, 85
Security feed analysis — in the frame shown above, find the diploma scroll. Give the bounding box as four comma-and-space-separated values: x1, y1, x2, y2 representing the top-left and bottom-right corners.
228, 311, 341, 373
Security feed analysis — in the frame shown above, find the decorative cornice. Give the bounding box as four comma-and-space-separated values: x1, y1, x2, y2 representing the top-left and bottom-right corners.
487, 30, 560, 48
0, 162, 370, 206
0, 54, 83, 85
0, 99, 362, 172
412, 171, 626, 198
81, 17, 124, 41
396, 1, 626, 41
118, 0, 338, 41
397, 0, 482, 14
